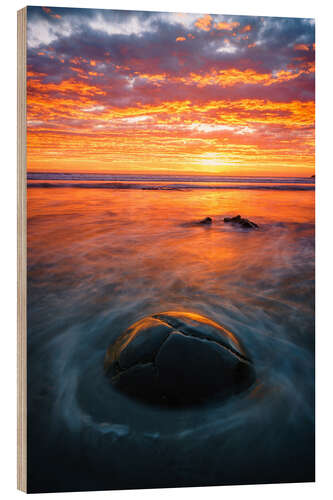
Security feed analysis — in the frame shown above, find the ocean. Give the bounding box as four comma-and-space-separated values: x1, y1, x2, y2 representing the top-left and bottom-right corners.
27, 173, 315, 491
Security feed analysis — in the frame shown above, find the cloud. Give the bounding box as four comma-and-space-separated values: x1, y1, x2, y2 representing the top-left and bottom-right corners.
215, 21, 240, 31
194, 14, 212, 32
88, 12, 156, 37
294, 43, 310, 51
26, 7, 315, 174
122, 115, 153, 123
240, 24, 251, 33
83, 105, 105, 112
42, 6, 61, 19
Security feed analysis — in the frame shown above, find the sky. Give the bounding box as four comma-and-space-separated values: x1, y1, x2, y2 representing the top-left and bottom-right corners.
26, 6, 315, 176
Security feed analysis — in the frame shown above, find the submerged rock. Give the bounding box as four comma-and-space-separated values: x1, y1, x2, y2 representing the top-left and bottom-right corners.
104, 311, 255, 406
224, 214, 258, 229
199, 217, 213, 225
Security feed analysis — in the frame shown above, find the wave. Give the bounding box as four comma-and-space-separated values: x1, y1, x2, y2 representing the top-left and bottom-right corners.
27, 181, 315, 191
28, 171, 315, 184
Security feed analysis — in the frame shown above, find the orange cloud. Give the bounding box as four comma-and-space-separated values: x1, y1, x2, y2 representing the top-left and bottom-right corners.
176, 37, 186, 42
90, 60, 97, 66
294, 44, 310, 51
195, 14, 212, 32
70, 66, 88, 79
27, 90, 313, 129
138, 73, 167, 84
27, 77, 107, 98
135, 63, 314, 89
26, 94, 315, 176
27, 70, 47, 78
214, 21, 240, 31
240, 24, 252, 33
42, 6, 61, 19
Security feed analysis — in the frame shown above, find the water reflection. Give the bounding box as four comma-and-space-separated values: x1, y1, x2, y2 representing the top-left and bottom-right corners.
27, 186, 315, 491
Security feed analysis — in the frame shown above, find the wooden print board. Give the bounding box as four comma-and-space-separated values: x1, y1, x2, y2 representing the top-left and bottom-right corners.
18, 6, 315, 493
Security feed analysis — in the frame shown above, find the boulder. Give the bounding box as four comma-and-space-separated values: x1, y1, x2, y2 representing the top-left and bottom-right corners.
199, 217, 213, 224
104, 311, 255, 406
224, 215, 258, 229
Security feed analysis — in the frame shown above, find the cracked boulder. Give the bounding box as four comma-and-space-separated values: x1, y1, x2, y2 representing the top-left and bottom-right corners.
104, 311, 255, 406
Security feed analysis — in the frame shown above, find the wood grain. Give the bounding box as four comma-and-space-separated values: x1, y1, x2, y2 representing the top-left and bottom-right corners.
17, 6, 27, 493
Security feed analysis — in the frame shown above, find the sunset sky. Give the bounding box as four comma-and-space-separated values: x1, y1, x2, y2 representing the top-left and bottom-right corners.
27, 6, 315, 176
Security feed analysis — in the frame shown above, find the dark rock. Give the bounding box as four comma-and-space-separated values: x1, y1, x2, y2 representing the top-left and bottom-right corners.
240, 219, 258, 229
104, 311, 255, 406
224, 215, 241, 223
199, 217, 213, 224
224, 215, 258, 229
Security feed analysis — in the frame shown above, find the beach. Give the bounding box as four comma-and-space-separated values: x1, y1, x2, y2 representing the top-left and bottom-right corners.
27, 175, 315, 492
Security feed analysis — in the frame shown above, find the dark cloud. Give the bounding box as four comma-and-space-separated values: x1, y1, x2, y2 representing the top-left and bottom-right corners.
26, 8, 315, 133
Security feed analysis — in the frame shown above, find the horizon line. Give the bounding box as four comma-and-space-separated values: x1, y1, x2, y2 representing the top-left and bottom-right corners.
27, 171, 315, 179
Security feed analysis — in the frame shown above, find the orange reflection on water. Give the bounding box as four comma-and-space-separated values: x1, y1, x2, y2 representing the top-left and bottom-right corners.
27, 185, 315, 322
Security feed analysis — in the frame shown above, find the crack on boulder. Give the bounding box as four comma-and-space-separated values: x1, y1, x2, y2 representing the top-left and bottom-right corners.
152, 314, 251, 364
111, 361, 156, 383
110, 330, 173, 380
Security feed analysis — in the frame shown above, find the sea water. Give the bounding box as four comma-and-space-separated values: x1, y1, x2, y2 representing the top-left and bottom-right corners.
27, 174, 315, 492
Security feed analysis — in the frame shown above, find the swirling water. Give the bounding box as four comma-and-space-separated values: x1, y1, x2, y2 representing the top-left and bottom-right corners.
27, 177, 315, 492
